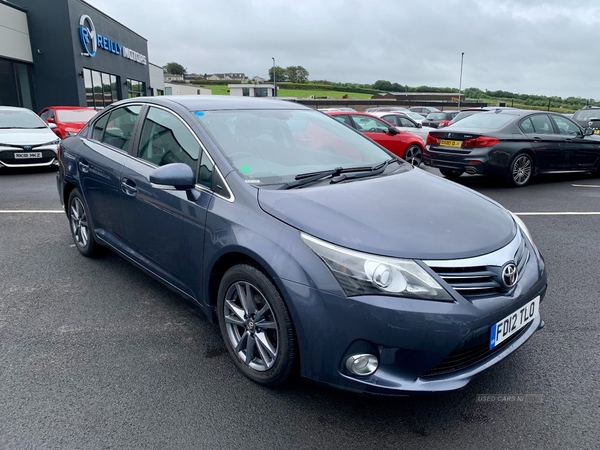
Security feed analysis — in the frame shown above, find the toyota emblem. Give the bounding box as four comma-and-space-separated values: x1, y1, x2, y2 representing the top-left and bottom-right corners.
23, 145, 32, 151
501, 262, 518, 288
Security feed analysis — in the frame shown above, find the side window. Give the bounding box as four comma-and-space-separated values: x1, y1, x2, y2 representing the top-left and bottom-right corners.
332, 114, 353, 127
40, 109, 52, 121
92, 113, 109, 141
552, 115, 580, 136
352, 116, 390, 133
138, 107, 200, 177
530, 114, 554, 134
382, 115, 399, 126
198, 150, 214, 188
520, 118, 534, 134
101, 105, 142, 152
399, 117, 415, 128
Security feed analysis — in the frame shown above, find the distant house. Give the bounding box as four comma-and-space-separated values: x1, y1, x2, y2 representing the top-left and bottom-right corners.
253, 76, 266, 83
184, 73, 203, 82
206, 72, 246, 81
229, 84, 275, 97
164, 73, 184, 82
165, 83, 211, 96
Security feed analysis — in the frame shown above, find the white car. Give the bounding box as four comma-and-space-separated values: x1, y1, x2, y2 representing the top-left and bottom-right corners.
0, 106, 60, 169
369, 111, 435, 143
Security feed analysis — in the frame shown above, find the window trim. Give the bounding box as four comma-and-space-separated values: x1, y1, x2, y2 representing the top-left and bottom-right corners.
88, 103, 145, 156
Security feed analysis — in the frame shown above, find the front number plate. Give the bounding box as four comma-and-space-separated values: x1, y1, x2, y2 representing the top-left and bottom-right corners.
14, 152, 42, 159
490, 296, 540, 349
439, 139, 463, 148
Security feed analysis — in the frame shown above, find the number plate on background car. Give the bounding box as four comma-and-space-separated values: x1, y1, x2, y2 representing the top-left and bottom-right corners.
489, 296, 540, 349
439, 139, 463, 148
14, 152, 42, 159
594, 130, 600, 135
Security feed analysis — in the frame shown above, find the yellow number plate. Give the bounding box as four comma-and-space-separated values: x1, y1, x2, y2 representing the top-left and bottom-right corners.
594, 130, 600, 135
439, 139, 463, 148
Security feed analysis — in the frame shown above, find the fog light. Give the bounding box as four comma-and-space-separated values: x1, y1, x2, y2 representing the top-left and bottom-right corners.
345, 354, 378, 376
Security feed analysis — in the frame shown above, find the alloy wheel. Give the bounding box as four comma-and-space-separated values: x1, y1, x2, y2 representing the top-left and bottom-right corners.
223, 281, 279, 371
512, 155, 532, 185
70, 197, 89, 248
405, 145, 423, 167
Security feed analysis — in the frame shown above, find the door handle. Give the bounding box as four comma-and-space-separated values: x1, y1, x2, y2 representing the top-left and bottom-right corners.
565, 139, 573, 143
533, 137, 542, 142
121, 178, 138, 196
78, 161, 89, 173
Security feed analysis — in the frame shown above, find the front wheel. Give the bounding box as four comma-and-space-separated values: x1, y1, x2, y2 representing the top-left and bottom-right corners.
404, 145, 423, 167
68, 189, 101, 257
217, 264, 297, 386
507, 153, 533, 187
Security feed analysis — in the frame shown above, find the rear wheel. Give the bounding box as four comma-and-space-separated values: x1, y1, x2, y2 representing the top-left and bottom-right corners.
217, 264, 297, 386
404, 145, 423, 167
439, 168, 464, 179
507, 153, 533, 187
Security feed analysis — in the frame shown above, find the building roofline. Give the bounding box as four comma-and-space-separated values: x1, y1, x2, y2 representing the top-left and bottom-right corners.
0, 0, 28, 13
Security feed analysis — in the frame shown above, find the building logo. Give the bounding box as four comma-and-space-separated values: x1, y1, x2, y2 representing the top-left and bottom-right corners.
79, 15, 97, 57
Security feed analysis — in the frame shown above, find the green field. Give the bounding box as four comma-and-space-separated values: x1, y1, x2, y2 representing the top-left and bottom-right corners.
198, 85, 372, 99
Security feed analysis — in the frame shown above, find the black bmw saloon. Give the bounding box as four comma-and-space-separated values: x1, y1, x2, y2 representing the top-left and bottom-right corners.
424, 109, 600, 186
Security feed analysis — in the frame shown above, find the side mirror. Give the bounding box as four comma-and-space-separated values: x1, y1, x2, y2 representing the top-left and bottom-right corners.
48, 123, 57, 129
416, 123, 422, 128
149, 163, 199, 200
584, 128, 594, 136
47, 117, 55, 123
387, 127, 399, 135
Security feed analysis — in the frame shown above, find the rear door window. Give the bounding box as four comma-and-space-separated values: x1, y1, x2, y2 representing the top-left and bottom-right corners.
100, 105, 142, 152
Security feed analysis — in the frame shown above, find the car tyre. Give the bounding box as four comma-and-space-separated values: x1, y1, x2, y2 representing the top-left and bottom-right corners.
68, 189, 101, 257
439, 168, 464, 179
404, 145, 423, 167
506, 153, 533, 187
217, 264, 297, 386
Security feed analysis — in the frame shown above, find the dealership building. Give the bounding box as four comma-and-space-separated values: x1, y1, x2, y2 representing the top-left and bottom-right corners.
0, 0, 165, 112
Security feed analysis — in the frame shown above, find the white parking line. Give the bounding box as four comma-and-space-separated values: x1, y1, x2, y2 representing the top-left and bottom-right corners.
0, 210, 63, 213
572, 184, 600, 188
515, 212, 600, 216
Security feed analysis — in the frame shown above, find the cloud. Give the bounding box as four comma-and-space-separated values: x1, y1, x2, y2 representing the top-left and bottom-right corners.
88, 0, 600, 98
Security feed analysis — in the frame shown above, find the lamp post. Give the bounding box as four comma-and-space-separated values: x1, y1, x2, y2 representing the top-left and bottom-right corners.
458, 52, 464, 109
272, 57, 277, 97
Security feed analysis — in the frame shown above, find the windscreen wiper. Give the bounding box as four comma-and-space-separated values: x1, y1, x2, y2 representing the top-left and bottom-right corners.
330, 159, 396, 184
280, 159, 398, 189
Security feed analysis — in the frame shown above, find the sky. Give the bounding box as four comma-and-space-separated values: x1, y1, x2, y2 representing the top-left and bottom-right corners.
89, 0, 600, 99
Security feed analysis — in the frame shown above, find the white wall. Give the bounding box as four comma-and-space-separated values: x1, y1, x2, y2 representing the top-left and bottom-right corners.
149, 63, 165, 95
164, 83, 211, 95
0, 4, 33, 63
229, 84, 275, 97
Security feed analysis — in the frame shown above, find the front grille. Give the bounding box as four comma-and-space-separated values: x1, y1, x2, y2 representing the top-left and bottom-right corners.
422, 322, 532, 377
425, 234, 529, 299
0, 150, 56, 166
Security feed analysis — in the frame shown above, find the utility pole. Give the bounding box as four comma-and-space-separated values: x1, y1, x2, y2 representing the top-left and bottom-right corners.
458, 52, 465, 109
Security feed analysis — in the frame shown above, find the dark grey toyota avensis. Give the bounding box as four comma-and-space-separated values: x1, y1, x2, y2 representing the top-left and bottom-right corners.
57, 96, 547, 395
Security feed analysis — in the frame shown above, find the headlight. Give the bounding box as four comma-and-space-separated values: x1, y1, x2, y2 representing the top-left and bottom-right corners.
510, 212, 535, 246
66, 132, 78, 136
301, 233, 453, 301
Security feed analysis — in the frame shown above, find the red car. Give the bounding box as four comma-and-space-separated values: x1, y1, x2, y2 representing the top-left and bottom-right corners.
38, 106, 98, 139
324, 111, 424, 165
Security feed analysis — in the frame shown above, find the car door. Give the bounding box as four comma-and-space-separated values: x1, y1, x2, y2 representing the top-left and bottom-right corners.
349, 114, 407, 156
519, 114, 566, 171
119, 105, 213, 298
76, 104, 143, 245
551, 114, 600, 170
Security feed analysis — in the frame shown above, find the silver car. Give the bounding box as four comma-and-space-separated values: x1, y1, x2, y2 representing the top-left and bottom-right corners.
370, 111, 434, 143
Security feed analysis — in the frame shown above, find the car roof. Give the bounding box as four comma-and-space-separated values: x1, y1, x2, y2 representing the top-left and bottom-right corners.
111, 95, 310, 112
45, 106, 96, 110
0, 106, 32, 112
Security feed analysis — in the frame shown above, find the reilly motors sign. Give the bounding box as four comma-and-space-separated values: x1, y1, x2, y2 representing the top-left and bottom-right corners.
78, 15, 147, 65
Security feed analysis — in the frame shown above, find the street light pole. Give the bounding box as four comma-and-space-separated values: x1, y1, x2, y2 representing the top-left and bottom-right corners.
458, 52, 464, 109
272, 57, 277, 97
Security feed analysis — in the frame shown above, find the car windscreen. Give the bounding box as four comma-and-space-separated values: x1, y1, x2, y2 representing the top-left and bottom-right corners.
195, 109, 399, 186
56, 109, 97, 123
447, 112, 515, 129
0, 109, 47, 129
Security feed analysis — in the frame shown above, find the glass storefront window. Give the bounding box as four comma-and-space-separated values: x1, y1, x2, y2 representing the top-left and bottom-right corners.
127, 78, 145, 98
0, 58, 34, 109
84, 68, 120, 109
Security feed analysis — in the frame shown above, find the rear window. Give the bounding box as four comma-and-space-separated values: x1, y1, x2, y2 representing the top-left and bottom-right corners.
447, 112, 515, 129
573, 109, 600, 121
426, 113, 446, 120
